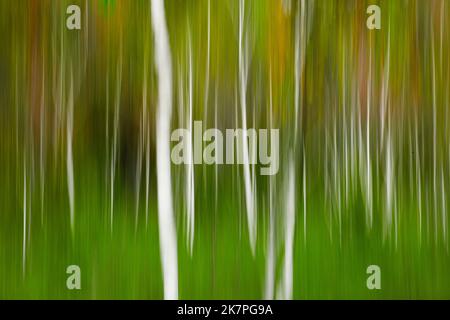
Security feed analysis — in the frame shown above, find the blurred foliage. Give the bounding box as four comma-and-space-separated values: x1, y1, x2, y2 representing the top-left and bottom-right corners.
0, 0, 449, 299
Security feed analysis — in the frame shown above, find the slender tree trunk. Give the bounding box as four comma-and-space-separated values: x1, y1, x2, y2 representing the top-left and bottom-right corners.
151, 0, 178, 300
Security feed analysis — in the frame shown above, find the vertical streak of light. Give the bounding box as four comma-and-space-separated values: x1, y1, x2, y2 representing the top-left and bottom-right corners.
54, 23, 64, 174
67, 69, 75, 234
299, 0, 306, 140
203, 0, 211, 192
264, 72, 274, 300
294, 5, 299, 141
110, 50, 122, 234
385, 127, 393, 241
446, 92, 449, 249
144, 65, 150, 229
136, 55, 149, 233
264, 173, 275, 299
335, 115, 341, 246
105, 4, 110, 231
282, 158, 296, 300
432, 26, 438, 244
135, 100, 143, 233
325, 114, 330, 239
105, 68, 109, 221
151, 0, 178, 300
204, 0, 210, 130
214, 79, 218, 213
366, 36, 373, 229
343, 55, 349, 210
382, 25, 392, 241
415, 112, 422, 244
234, 87, 243, 240
28, 144, 33, 248
145, 125, 150, 229
380, 27, 391, 150
239, 0, 256, 254
186, 29, 195, 254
